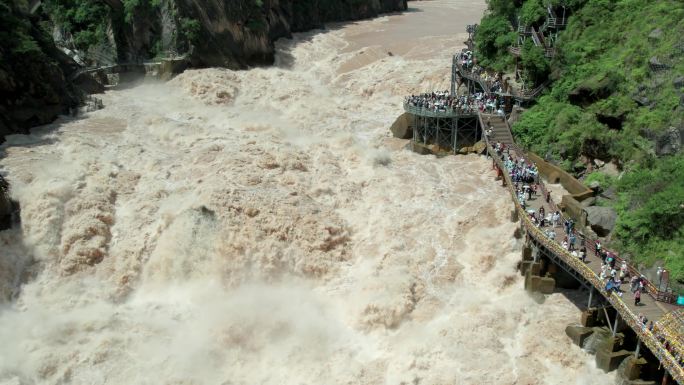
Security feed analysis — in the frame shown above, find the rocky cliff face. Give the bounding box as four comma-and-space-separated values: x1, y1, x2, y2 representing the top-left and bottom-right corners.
46, 0, 407, 68
179, 0, 408, 67
0, 0, 90, 142
1, 0, 405, 143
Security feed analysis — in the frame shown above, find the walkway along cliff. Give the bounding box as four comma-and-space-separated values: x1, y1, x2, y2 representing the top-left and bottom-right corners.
482, 113, 683, 384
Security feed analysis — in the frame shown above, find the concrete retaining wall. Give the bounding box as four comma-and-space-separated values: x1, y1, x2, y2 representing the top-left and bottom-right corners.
526, 152, 593, 201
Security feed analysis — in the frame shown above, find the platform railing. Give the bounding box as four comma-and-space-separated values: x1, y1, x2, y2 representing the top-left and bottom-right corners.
403, 102, 477, 118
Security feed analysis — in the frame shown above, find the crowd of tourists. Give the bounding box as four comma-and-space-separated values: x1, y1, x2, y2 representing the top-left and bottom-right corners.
405, 91, 504, 115
491, 140, 653, 308
455, 50, 504, 94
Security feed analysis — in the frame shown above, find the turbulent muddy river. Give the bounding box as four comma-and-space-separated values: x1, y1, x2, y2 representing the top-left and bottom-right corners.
0, 1, 615, 384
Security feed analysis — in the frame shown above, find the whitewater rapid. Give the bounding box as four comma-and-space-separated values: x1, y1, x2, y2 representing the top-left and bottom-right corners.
0, 1, 615, 384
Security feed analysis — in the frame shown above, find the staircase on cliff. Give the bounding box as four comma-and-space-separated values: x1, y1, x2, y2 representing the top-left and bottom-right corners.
481, 113, 515, 146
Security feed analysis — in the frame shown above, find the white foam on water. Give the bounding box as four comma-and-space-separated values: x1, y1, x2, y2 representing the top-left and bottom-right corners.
0, 1, 615, 384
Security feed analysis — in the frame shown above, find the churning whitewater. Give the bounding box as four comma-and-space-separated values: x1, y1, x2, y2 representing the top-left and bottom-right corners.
0, 1, 615, 384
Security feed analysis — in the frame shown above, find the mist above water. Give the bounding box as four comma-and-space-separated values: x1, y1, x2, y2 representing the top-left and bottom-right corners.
0, 1, 614, 384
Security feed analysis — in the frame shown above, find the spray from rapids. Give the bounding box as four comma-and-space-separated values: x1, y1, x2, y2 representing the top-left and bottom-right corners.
0, 5, 615, 385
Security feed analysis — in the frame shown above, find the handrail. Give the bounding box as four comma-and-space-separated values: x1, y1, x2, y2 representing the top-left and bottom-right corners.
530, 27, 544, 48
481, 122, 684, 383
453, 57, 492, 93
403, 102, 477, 118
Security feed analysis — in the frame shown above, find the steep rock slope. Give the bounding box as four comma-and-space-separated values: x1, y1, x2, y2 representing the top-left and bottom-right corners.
42, 0, 408, 68
0, 0, 85, 141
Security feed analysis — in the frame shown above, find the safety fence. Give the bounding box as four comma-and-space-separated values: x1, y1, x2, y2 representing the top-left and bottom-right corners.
403, 103, 477, 118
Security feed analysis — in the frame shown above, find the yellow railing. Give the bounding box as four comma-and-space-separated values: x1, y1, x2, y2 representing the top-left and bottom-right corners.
483, 134, 684, 383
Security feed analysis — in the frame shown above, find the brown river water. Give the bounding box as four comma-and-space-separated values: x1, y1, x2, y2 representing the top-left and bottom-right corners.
0, 1, 615, 383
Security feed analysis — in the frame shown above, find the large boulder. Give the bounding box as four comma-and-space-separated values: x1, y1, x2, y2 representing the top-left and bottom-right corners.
390, 112, 413, 139
585, 206, 617, 237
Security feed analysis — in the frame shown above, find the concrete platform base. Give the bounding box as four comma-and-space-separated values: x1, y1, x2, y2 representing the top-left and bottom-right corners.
539, 276, 555, 294
520, 261, 541, 276
566, 325, 595, 347
596, 349, 632, 372
524, 273, 555, 294
619, 356, 650, 381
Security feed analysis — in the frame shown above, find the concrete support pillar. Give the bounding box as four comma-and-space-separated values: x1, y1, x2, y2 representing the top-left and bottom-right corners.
588, 288, 594, 308
662, 372, 670, 385
618, 355, 648, 381
634, 339, 640, 358
596, 334, 630, 372
581, 309, 597, 327
565, 325, 594, 347
522, 244, 533, 262
612, 313, 620, 337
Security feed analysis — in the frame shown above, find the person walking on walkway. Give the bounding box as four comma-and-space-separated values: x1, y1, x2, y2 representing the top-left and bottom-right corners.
553, 211, 560, 228
569, 231, 577, 251
630, 275, 639, 293
635, 288, 642, 306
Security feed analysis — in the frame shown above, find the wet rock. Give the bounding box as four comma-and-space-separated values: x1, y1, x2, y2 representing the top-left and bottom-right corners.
0, 176, 12, 230
409, 142, 433, 155
390, 112, 412, 139
585, 206, 617, 237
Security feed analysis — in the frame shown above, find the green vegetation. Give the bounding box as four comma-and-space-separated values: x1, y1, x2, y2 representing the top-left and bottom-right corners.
42, 0, 110, 51
613, 157, 684, 276
520, 0, 545, 25
519, 39, 549, 85
475, 14, 516, 72
476, 0, 684, 281
0, 0, 59, 57
178, 17, 200, 44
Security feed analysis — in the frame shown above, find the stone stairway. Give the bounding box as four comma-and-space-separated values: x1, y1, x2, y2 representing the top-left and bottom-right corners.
481, 113, 515, 146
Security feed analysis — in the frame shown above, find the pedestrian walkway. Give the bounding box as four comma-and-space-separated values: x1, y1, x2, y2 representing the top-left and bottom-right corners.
480, 112, 684, 383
